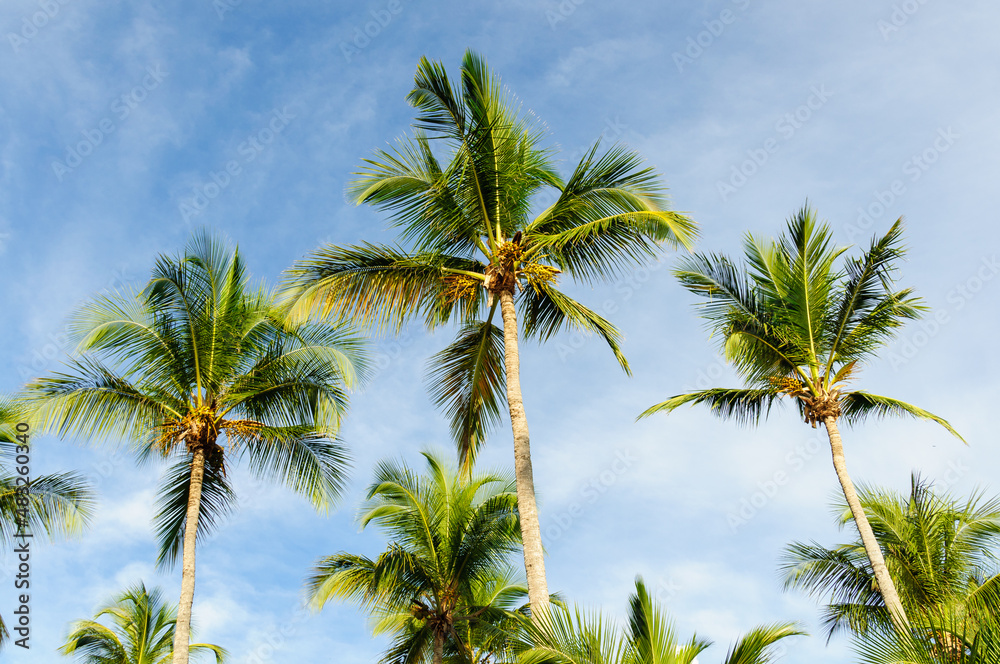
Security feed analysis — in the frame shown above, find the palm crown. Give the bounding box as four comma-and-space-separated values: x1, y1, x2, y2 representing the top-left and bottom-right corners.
516, 577, 802, 664
782, 474, 1000, 641
286, 50, 697, 462
59, 583, 226, 664
306, 450, 524, 664
641, 206, 960, 437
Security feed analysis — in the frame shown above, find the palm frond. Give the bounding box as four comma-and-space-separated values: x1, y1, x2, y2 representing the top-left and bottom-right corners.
284, 243, 484, 331
721, 623, 805, 664
639, 388, 781, 425
425, 318, 507, 471
525, 144, 696, 283
153, 454, 237, 569
839, 391, 965, 441
0, 470, 95, 546
519, 281, 630, 374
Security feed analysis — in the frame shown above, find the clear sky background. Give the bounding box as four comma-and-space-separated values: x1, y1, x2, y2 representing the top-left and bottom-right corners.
1, 1, 998, 663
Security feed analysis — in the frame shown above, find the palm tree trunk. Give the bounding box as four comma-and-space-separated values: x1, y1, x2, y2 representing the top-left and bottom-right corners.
172, 447, 207, 664
498, 289, 549, 620
824, 418, 908, 632
433, 630, 444, 664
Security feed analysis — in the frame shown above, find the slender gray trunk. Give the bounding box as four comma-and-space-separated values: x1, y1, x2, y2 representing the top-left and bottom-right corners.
498, 289, 549, 620
172, 447, 206, 664
824, 418, 908, 632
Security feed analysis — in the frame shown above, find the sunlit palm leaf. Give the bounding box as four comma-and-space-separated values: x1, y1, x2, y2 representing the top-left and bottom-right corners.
426, 319, 507, 471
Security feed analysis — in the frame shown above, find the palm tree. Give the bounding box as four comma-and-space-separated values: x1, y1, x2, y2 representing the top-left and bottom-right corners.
640, 206, 963, 632
286, 50, 697, 614
1, 396, 94, 651
60, 582, 226, 664
854, 583, 1000, 664
26, 230, 368, 664
781, 474, 1000, 643
516, 577, 803, 664
306, 450, 528, 664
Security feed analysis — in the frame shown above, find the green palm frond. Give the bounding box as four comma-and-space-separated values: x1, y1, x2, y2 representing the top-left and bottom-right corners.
721, 623, 805, 664
779, 541, 886, 640
0, 470, 95, 547
153, 455, 237, 569
284, 243, 485, 331
783, 475, 1000, 647
425, 317, 507, 471
0, 396, 24, 456
823, 219, 925, 371
238, 431, 350, 511
517, 603, 625, 664
516, 577, 801, 664
626, 577, 711, 664
519, 281, 630, 374
307, 451, 523, 664
525, 144, 696, 283
26, 356, 179, 445
60, 582, 227, 663
839, 391, 965, 441
638, 389, 781, 425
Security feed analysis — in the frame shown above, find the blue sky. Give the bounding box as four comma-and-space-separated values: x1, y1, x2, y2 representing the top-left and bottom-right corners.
2, 0, 999, 662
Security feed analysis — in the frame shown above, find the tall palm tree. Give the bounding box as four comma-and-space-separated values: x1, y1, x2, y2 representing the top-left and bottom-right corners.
1, 396, 94, 650
306, 450, 527, 664
639, 207, 963, 632
516, 577, 803, 664
781, 474, 1000, 643
26, 231, 368, 664
286, 50, 697, 614
60, 582, 226, 664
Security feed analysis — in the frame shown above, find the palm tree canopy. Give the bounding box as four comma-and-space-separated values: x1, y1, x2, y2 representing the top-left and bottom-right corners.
284, 50, 697, 464
640, 205, 961, 441
781, 473, 1000, 640
306, 450, 525, 664
24, 230, 368, 566
516, 576, 803, 664
59, 582, 226, 664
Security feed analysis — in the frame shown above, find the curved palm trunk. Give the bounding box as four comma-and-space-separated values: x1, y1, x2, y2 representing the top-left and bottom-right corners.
172, 447, 207, 664
498, 290, 550, 619
824, 418, 908, 633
